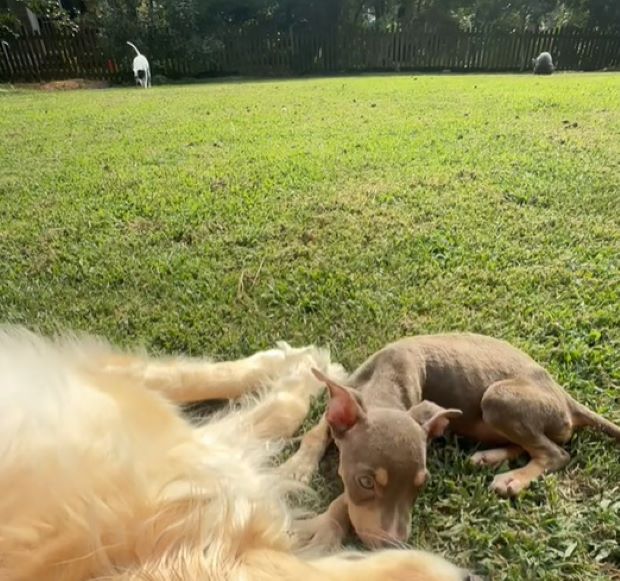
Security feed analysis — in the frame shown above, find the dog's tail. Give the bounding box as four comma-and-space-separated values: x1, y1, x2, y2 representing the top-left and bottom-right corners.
569, 398, 620, 442
126, 41, 141, 56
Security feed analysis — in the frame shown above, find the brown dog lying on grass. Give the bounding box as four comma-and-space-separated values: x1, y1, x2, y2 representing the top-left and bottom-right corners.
282, 333, 620, 549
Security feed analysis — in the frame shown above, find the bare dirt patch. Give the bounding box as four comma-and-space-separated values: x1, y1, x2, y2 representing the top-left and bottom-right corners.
15, 79, 109, 91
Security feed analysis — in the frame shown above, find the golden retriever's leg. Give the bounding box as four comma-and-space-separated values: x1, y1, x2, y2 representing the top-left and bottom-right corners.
101, 342, 323, 404
200, 352, 347, 442
236, 360, 339, 440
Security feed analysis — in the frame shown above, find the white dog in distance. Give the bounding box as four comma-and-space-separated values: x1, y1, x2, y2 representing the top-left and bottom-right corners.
127, 41, 151, 88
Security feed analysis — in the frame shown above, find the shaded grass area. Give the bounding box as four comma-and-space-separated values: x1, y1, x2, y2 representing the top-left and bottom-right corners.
0, 73, 619, 579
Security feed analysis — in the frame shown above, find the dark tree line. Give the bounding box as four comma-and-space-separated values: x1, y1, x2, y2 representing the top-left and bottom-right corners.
87, 0, 619, 34
1, 0, 619, 59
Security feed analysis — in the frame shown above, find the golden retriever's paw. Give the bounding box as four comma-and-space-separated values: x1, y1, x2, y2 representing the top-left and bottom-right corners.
250, 342, 316, 378
275, 341, 333, 374
272, 343, 350, 392
274, 341, 313, 358
251, 345, 287, 368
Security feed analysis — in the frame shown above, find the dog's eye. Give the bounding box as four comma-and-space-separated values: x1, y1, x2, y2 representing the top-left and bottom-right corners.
357, 475, 375, 490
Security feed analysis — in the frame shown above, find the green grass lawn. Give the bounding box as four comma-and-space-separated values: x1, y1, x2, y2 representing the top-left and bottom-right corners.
1, 73, 619, 579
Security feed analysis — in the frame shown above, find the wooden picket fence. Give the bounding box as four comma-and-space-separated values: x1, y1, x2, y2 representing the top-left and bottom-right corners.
1, 26, 619, 83
0, 28, 119, 82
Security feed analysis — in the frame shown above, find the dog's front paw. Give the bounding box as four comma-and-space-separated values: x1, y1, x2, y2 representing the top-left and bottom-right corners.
490, 471, 527, 497
279, 451, 316, 484
294, 514, 344, 552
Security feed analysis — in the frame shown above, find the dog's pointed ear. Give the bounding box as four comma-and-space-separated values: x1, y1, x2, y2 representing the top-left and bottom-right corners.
312, 368, 365, 437
409, 401, 462, 440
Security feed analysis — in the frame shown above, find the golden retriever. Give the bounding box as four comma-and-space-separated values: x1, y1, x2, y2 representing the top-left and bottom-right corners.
0, 326, 467, 580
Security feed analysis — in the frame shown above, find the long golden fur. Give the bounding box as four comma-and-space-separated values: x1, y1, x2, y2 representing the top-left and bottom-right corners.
0, 326, 466, 580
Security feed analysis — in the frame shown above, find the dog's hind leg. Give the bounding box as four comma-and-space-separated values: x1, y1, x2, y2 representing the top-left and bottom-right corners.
279, 415, 331, 483
98, 343, 324, 404
480, 378, 572, 497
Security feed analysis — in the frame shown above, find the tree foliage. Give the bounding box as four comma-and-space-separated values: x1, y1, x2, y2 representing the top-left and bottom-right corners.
1, 0, 618, 56
0, 0, 76, 37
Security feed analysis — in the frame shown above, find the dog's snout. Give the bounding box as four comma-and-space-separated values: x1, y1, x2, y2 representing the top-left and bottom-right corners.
358, 532, 393, 548
358, 524, 409, 548
387, 516, 411, 543
348, 501, 411, 548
